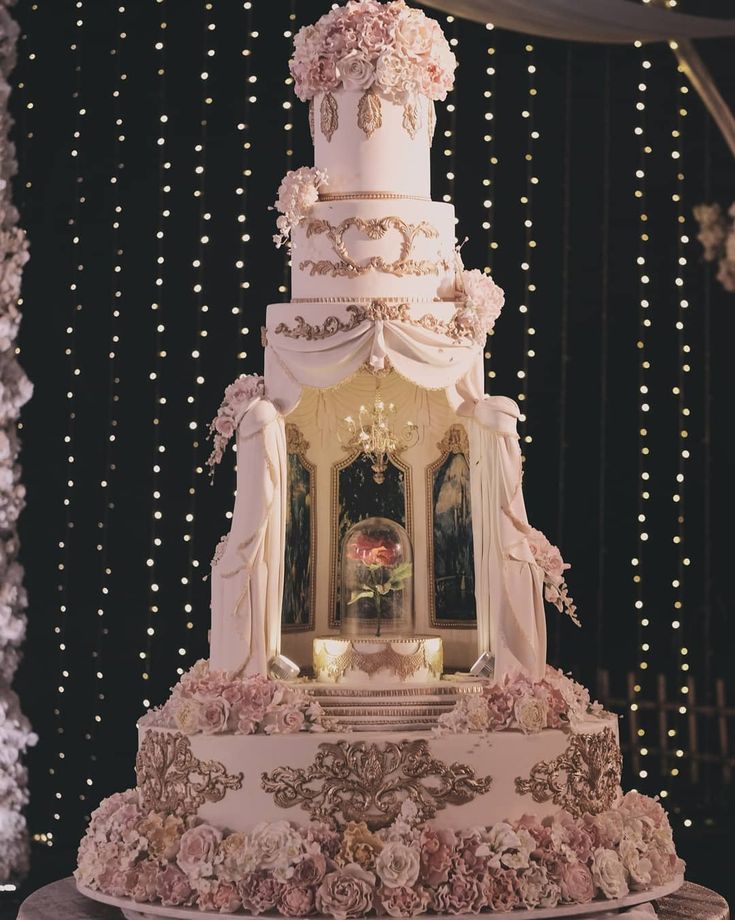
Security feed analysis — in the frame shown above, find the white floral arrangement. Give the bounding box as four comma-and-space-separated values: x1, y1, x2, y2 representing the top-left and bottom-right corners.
435, 666, 605, 736
207, 374, 264, 470
0, 0, 37, 883
289, 0, 457, 104
693, 202, 735, 292
454, 268, 505, 344
525, 527, 580, 627
140, 660, 333, 736
272, 167, 327, 249
77, 789, 684, 916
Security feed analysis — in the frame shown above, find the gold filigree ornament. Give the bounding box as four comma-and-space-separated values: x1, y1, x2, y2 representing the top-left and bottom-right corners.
261, 739, 492, 829
299, 217, 448, 278
402, 99, 421, 139
136, 730, 243, 817
514, 727, 622, 818
313, 637, 443, 682
357, 89, 382, 137
320, 91, 339, 142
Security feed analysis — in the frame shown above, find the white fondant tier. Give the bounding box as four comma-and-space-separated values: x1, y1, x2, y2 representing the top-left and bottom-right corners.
313, 90, 433, 197
313, 636, 444, 685
291, 198, 457, 302
136, 715, 619, 835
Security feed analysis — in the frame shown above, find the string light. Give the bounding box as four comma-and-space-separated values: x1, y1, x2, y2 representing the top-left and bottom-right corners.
517, 41, 538, 447
13, 3, 39, 213
53, 0, 87, 837
669, 45, 692, 804
143, 0, 171, 705
483, 21, 498, 385
280, 1, 297, 296
631, 41, 654, 789
233, 1, 257, 368
180, 0, 216, 676
442, 16, 458, 204
84, 0, 128, 804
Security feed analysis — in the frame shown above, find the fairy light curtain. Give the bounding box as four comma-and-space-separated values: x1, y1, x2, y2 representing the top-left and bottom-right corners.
7, 0, 734, 865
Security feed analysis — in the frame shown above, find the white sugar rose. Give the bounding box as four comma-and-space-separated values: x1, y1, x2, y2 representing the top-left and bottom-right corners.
375, 50, 407, 100
514, 694, 549, 733
484, 822, 532, 870
375, 841, 420, 889
176, 824, 222, 880
395, 10, 434, 58
620, 838, 653, 890
173, 699, 202, 735
337, 50, 375, 91
591, 847, 629, 899
248, 821, 304, 879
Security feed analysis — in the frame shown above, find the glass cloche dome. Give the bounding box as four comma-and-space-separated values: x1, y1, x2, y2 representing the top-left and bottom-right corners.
340, 517, 414, 638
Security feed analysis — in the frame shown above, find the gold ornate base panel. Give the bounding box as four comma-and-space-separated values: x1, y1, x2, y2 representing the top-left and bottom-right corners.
313, 635, 444, 685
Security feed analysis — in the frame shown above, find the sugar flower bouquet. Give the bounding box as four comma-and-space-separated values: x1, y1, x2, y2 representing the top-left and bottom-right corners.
289, 0, 457, 104
77, 790, 684, 916
272, 167, 327, 249
454, 268, 505, 344
207, 374, 264, 470
693, 202, 735, 292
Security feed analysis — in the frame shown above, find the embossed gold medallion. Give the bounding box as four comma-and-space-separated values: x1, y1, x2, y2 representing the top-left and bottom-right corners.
261, 739, 492, 828
136, 730, 243, 817
515, 727, 622, 817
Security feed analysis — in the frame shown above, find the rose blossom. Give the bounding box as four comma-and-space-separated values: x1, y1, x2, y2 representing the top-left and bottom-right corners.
124, 860, 159, 903
248, 821, 304, 879
375, 841, 420, 889
591, 809, 625, 848
155, 865, 193, 907
419, 826, 455, 886
374, 50, 406, 100
262, 704, 306, 735
201, 880, 241, 913
292, 852, 327, 887
316, 863, 375, 920
395, 11, 434, 58
237, 872, 282, 914
173, 699, 202, 735
213, 413, 235, 439
279, 885, 316, 917
379, 884, 431, 918
559, 860, 595, 903
514, 693, 549, 733
177, 824, 222, 879
336, 50, 375, 91
518, 864, 560, 909
620, 838, 653, 890
432, 867, 486, 914
484, 822, 532, 870
199, 698, 230, 734
481, 868, 520, 911
138, 812, 185, 860
591, 847, 629, 899
216, 832, 252, 882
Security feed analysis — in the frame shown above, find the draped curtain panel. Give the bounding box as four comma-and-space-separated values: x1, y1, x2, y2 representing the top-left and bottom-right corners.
423, 0, 735, 157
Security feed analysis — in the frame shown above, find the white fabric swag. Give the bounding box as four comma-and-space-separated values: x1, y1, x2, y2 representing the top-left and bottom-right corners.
423, 0, 735, 159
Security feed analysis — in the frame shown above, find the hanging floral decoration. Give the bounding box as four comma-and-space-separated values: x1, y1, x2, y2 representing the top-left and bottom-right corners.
693, 202, 735, 292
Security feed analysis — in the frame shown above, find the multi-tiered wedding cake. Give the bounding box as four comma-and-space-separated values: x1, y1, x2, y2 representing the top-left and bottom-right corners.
76, 3, 683, 917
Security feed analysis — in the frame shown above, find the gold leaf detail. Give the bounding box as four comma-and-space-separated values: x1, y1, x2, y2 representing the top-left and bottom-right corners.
299, 216, 448, 278
320, 92, 339, 142
314, 638, 443, 683
261, 739, 492, 829
308, 99, 315, 143
428, 103, 436, 144
357, 90, 382, 138
135, 730, 243, 817
402, 101, 420, 139
515, 727, 622, 818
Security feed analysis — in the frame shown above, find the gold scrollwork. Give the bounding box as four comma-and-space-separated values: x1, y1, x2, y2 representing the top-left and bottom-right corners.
299, 217, 449, 279
135, 731, 243, 817
515, 727, 622, 818
261, 739, 492, 829
320, 92, 339, 142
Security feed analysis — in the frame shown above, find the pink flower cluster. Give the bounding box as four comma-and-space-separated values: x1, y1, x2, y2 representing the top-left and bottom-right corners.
436, 666, 605, 736
207, 374, 264, 469
289, 1, 457, 104
454, 269, 505, 344
526, 527, 580, 628
77, 790, 683, 916
273, 167, 328, 249
693, 201, 735, 292
141, 660, 332, 736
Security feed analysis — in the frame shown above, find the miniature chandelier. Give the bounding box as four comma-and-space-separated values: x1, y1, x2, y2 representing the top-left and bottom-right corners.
341, 393, 418, 484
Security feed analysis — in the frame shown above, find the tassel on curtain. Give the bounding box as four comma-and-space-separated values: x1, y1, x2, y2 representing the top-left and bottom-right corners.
0, 0, 37, 885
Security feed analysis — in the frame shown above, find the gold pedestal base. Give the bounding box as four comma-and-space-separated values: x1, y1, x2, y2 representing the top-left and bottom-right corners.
312, 635, 443, 685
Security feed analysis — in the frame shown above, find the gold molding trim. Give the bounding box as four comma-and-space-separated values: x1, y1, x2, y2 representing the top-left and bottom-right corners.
261, 739, 492, 829
135, 731, 243, 818
515, 727, 622, 818
299, 216, 449, 279
426, 425, 476, 630
305, 683, 484, 699
320, 91, 339, 142
329, 444, 413, 628
319, 192, 431, 202
283, 423, 317, 633
290, 296, 452, 303
313, 637, 443, 683
357, 89, 382, 137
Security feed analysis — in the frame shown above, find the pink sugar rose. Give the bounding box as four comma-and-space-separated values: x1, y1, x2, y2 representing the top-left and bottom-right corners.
419, 826, 456, 886
263, 704, 306, 735
156, 865, 194, 907
481, 868, 520, 911
278, 885, 316, 917
213, 412, 235, 439
590, 810, 625, 849
545, 811, 595, 863
356, 14, 392, 56
239, 872, 283, 915
213, 880, 242, 913
560, 860, 594, 904
177, 824, 223, 879
591, 847, 629, 899
378, 884, 431, 918
432, 867, 486, 914
301, 822, 342, 861
337, 50, 376, 92
618, 790, 668, 828
483, 683, 515, 730
316, 863, 375, 920
292, 852, 328, 887
199, 698, 230, 734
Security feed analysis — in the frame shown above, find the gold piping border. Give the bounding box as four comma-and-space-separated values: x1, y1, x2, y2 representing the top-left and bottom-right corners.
319, 192, 432, 202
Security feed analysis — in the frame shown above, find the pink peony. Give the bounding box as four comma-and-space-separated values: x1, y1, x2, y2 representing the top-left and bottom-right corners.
316, 863, 375, 920
239, 872, 283, 915
618, 790, 668, 828
124, 859, 159, 903
177, 824, 222, 879
155, 865, 194, 907
419, 826, 456, 886
378, 884, 431, 918
481, 868, 520, 911
432, 866, 486, 914
278, 885, 316, 917
483, 683, 515, 730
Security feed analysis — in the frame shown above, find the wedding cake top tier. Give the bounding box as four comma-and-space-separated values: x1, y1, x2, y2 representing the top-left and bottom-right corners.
290, 0, 457, 197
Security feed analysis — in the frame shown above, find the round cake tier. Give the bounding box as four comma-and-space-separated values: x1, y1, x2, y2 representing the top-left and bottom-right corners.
313, 635, 444, 685
290, 198, 457, 302
312, 90, 433, 197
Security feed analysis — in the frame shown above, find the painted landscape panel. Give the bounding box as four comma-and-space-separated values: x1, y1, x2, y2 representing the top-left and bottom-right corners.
282, 450, 313, 630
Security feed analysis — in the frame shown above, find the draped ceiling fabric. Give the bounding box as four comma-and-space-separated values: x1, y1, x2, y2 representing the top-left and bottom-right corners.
423, 0, 735, 158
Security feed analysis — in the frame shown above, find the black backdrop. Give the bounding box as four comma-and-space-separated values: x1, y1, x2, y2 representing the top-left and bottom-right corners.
7, 0, 735, 888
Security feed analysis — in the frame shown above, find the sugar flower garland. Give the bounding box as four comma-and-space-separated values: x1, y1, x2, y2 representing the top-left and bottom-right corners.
0, 0, 37, 883
272, 167, 327, 249
693, 202, 735, 292
289, 0, 457, 104
207, 374, 264, 471
77, 788, 684, 916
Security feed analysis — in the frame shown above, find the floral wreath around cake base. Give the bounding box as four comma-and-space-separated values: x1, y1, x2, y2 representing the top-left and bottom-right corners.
76, 789, 684, 918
